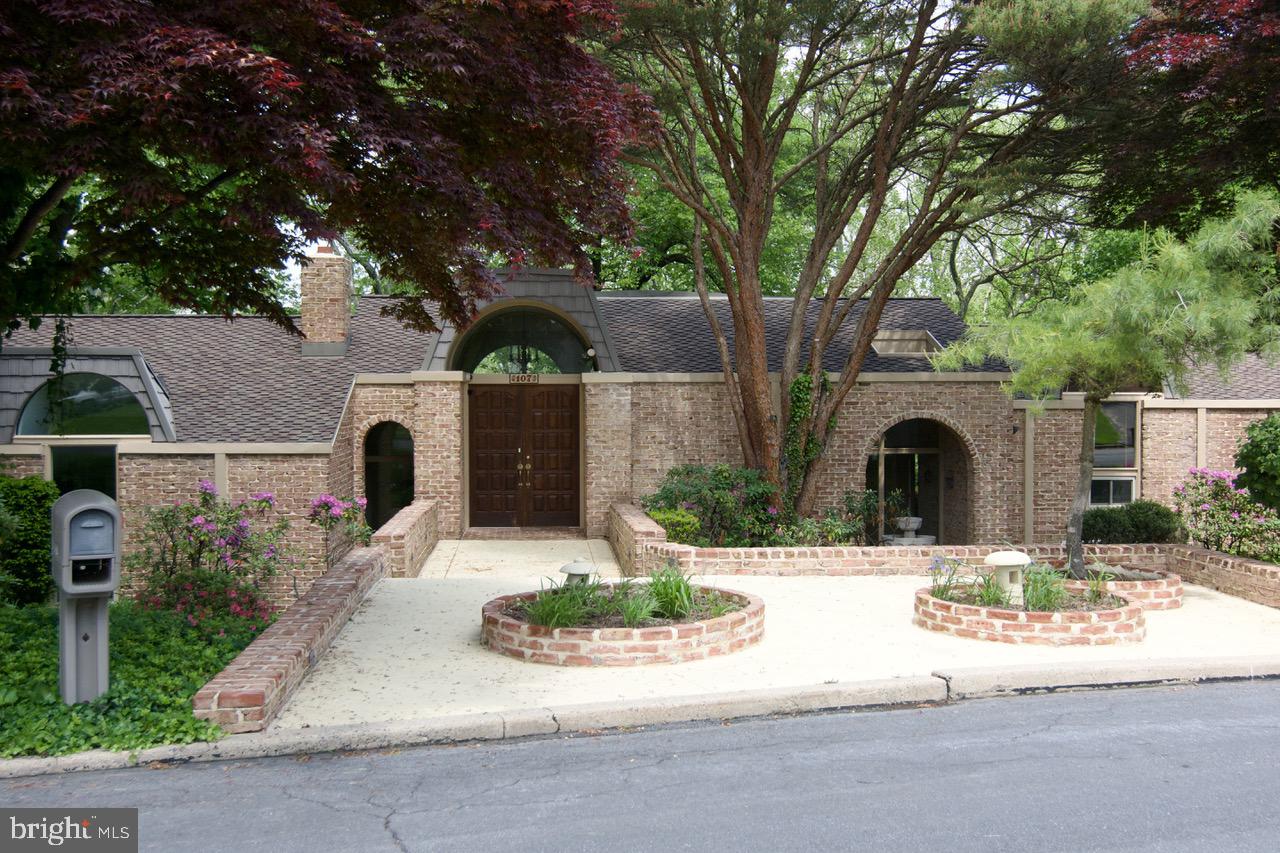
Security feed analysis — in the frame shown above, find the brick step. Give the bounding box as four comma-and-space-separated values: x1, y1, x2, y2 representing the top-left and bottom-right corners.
463, 526, 586, 540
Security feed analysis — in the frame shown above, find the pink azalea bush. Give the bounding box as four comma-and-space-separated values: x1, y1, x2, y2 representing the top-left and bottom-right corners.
130, 480, 296, 638
307, 494, 373, 561
1173, 468, 1280, 562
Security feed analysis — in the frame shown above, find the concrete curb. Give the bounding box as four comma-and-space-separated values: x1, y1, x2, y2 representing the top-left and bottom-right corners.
933, 655, 1280, 699
0, 678, 943, 780
5, 658, 1280, 779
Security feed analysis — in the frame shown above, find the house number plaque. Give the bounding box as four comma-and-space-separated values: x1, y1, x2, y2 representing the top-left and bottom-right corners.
509, 374, 539, 384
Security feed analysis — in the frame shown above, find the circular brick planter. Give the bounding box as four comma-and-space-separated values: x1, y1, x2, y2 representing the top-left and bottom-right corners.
1063, 571, 1183, 610
913, 589, 1146, 646
482, 586, 765, 666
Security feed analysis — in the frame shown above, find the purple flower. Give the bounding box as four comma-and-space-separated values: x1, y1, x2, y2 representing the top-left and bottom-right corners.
198, 479, 218, 496
1231, 512, 1241, 519
355, 497, 368, 509
1200, 504, 1212, 511
250, 491, 276, 506
191, 515, 207, 527
767, 506, 779, 516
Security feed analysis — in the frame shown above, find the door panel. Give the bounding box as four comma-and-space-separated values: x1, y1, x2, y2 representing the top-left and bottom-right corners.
468, 385, 580, 527
468, 387, 521, 526
524, 386, 579, 526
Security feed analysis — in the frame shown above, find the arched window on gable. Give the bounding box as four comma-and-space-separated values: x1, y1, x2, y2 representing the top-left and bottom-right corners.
17, 373, 150, 498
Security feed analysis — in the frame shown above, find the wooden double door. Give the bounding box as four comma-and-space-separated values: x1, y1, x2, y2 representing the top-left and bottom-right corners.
468, 384, 580, 527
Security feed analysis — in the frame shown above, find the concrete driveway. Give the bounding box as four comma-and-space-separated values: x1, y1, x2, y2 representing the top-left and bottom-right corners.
272, 540, 1280, 729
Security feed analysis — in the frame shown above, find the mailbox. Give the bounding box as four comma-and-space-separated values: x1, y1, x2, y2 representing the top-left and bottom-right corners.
50, 490, 122, 704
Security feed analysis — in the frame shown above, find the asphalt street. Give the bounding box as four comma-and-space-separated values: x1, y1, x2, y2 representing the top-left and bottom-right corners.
6, 680, 1280, 852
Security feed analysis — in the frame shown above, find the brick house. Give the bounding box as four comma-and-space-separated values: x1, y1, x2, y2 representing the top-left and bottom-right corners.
2, 247, 1277, 600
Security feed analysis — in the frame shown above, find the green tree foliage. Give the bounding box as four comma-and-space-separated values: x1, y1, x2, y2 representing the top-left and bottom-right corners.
1235, 413, 1280, 512
936, 190, 1280, 573
0, 475, 61, 606
610, 0, 1143, 513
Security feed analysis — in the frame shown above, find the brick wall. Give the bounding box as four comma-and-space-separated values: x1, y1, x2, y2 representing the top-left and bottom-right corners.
627, 381, 741, 500
117, 452, 216, 553
1031, 409, 1082, 543
193, 546, 387, 732
350, 383, 416, 504
225, 453, 334, 601
370, 499, 438, 578
608, 502, 1174, 578
584, 382, 635, 535
414, 381, 464, 534
609, 380, 1023, 544
1141, 408, 1197, 507
1, 452, 44, 478
1205, 409, 1269, 471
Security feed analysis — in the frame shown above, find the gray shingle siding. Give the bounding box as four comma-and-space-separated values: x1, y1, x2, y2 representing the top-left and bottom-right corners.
0, 349, 175, 442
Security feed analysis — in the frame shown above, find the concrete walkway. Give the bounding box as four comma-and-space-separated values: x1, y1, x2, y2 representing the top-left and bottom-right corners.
273, 540, 1280, 729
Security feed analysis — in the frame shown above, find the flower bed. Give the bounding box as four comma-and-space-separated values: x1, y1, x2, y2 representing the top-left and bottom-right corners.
913, 589, 1146, 646
482, 586, 765, 666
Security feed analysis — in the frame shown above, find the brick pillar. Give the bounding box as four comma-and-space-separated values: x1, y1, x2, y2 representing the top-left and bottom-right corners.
299, 245, 353, 355
583, 379, 634, 537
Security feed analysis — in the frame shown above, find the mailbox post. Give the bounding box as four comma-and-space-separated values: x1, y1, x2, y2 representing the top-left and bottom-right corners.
50, 490, 122, 704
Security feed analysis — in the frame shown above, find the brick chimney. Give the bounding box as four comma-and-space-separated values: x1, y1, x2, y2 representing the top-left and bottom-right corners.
299, 244, 353, 356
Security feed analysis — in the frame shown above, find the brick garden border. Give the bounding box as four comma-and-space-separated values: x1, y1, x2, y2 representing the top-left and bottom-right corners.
608, 503, 1172, 577
481, 586, 764, 666
192, 547, 387, 733
913, 589, 1146, 646
1063, 572, 1183, 610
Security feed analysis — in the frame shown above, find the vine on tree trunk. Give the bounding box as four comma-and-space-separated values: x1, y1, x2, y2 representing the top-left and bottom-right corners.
783, 374, 837, 518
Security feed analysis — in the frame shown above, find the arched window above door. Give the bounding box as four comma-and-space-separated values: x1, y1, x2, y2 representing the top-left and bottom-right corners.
451, 307, 597, 374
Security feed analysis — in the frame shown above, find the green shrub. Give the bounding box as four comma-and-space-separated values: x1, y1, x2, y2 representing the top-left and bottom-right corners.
1083, 500, 1183, 544
1122, 499, 1184, 543
1236, 413, 1280, 510
0, 475, 61, 606
1082, 506, 1135, 544
648, 508, 701, 545
0, 600, 253, 757
642, 464, 779, 547
773, 516, 821, 546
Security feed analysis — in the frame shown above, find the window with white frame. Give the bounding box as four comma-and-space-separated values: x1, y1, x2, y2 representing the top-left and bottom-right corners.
1090, 476, 1135, 506
1091, 401, 1139, 505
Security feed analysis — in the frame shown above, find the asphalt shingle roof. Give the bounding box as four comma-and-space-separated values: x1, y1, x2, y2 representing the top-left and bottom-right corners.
1173, 354, 1280, 400
597, 293, 999, 373
2, 285, 996, 443
3, 298, 427, 443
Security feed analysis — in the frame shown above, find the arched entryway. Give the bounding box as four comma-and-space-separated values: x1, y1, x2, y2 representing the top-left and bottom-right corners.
865, 417, 975, 545
364, 421, 414, 529
453, 305, 585, 529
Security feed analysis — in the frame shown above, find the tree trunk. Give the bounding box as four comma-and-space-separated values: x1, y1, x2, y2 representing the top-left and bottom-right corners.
1066, 396, 1100, 578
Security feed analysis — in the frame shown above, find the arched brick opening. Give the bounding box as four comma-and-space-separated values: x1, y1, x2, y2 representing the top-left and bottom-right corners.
362, 420, 414, 529
862, 413, 979, 545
